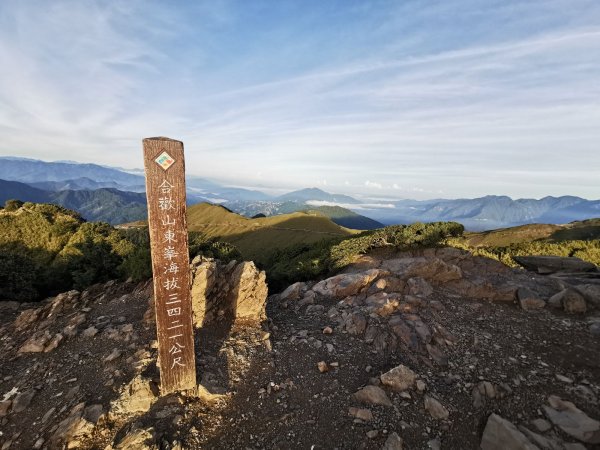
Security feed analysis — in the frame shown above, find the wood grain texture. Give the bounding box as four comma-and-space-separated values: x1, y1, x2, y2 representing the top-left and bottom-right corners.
143, 137, 196, 394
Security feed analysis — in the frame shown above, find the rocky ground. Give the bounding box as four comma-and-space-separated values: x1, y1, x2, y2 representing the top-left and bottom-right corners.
0, 248, 599, 449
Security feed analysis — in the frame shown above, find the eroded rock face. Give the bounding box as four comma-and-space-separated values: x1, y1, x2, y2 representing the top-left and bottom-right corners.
190, 257, 268, 326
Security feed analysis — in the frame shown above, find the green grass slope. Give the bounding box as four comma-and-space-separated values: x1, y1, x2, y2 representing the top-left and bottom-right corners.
186, 203, 355, 264
451, 218, 600, 268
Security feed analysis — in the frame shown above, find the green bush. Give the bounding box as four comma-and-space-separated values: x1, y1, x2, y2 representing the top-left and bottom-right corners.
4, 199, 24, 212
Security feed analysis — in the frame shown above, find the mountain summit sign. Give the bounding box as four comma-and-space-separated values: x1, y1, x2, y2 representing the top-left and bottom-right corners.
143, 137, 196, 394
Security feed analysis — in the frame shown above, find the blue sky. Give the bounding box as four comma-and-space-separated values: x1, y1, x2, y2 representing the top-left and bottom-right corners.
0, 0, 599, 199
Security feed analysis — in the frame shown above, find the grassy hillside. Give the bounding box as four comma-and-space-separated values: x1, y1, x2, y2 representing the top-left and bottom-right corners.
305, 206, 384, 230
0, 202, 135, 300
186, 203, 355, 264
463, 224, 563, 247
463, 219, 600, 247
452, 219, 600, 268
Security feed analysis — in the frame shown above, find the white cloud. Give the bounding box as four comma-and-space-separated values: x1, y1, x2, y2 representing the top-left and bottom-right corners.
0, 1, 599, 199
365, 180, 383, 189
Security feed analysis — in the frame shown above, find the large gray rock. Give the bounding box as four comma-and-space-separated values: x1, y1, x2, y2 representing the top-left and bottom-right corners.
543, 395, 600, 444
480, 414, 539, 450
514, 256, 597, 274
190, 257, 268, 326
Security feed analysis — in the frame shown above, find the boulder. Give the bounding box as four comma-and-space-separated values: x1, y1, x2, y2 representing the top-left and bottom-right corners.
514, 256, 597, 274
518, 288, 545, 311
279, 282, 306, 302
548, 289, 587, 314
480, 414, 539, 450
381, 257, 462, 283
380, 364, 416, 391
543, 395, 600, 444
575, 284, 600, 308
190, 257, 268, 326
312, 269, 385, 299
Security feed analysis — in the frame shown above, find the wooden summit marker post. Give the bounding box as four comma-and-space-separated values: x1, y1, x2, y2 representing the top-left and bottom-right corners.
143, 137, 196, 394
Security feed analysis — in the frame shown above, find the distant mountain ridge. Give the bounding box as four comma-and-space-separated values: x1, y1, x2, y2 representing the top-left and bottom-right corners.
1, 157, 598, 230
0, 179, 147, 225
372, 195, 600, 230
276, 187, 359, 204
0, 157, 144, 189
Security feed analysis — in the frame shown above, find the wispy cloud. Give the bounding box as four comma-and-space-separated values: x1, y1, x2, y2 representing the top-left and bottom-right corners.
0, 0, 599, 199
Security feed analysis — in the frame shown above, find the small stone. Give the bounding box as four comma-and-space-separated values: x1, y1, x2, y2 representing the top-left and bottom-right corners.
323, 326, 333, 334
556, 374, 573, 384
353, 386, 392, 407
427, 439, 441, 450
11, 389, 35, 413
531, 418, 552, 433
590, 323, 600, 335
366, 430, 379, 439
82, 326, 98, 338
380, 364, 416, 391
416, 380, 426, 392
382, 432, 404, 450
317, 361, 329, 373
483, 381, 496, 398
348, 407, 373, 421
104, 348, 122, 363
0, 400, 11, 417
424, 395, 449, 420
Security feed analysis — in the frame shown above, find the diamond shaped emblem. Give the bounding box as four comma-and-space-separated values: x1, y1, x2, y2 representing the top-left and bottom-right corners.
155, 151, 175, 170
